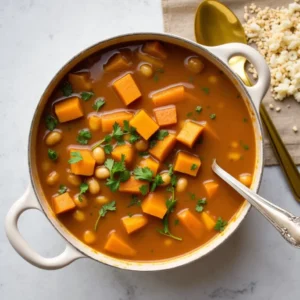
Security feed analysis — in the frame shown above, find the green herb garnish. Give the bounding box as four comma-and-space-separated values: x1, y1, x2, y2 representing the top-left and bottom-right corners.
210, 113, 216, 120
151, 174, 164, 192
128, 213, 133, 218
174, 219, 180, 226
128, 195, 141, 207
243, 117, 248, 123
81, 91, 94, 101
58, 185, 67, 195
77, 129, 92, 145
93, 98, 105, 111
191, 164, 198, 171
103, 144, 113, 154
186, 112, 193, 118
133, 167, 164, 192
214, 217, 227, 232
138, 151, 149, 157
94, 201, 116, 231
149, 130, 169, 149
61, 82, 73, 96
68, 151, 83, 164
195, 106, 202, 113
201, 87, 210, 95
139, 184, 149, 196
195, 198, 207, 213
45, 115, 58, 131
48, 149, 58, 161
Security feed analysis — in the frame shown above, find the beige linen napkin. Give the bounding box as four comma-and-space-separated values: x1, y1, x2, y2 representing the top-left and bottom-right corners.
162, 0, 300, 165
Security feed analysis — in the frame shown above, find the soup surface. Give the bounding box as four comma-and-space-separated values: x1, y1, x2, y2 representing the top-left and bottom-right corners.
36, 41, 256, 261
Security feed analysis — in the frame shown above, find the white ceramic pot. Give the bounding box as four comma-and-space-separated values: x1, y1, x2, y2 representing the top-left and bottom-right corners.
5, 33, 270, 271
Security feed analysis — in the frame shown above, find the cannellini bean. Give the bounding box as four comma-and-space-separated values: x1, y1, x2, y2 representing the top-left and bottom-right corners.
176, 177, 188, 193
239, 173, 252, 187
88, 115, 102, 131
95, 195, 109, 205
73, 210, 86, 222
228, 152, 241, 161
139, 64, 153, 78
95, 166, 110, 180
160, 173, 171, 186
87, 177, 101, 194
67, 173, 82, 187
92, 147, 106, 165
186, 57, 204, 74
73, 193, 88, 208
46, 171, 59, 186
135, 139, 149, 151
83, 230, 96, 244
45, 131, 62, 146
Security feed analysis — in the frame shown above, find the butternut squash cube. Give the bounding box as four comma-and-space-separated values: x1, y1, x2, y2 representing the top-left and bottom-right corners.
119, 176, 148, 194
70, 149, 96, 176
68, 72, 92, 91
53, 192, 76, 215
203, 180, 219, 198
174, 151, 201, 177
177, 208, 204, 239
153, 105, 177, 127
130, 109, 159, 140
121, 214, 148, 234
112, 73, 141, 106
111, 144, 134, 166
176, 121, 204, 148
104, 231, 136, 257
151, 85, 185, 107
141, 192, 167, 219
54, 97, 84, 123
201, 212, 216, 231
88, 115, 102, 131
149, 133, 176, 161
143, 41, 167, 59
101, 111, 133, 133
139, 157, 160, 176
104, 53, 130, 72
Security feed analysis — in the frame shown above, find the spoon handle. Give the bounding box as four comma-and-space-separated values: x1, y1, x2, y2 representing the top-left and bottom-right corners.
212, 160, 300, 248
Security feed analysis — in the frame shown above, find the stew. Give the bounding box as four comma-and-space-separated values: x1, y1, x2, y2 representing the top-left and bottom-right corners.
36, 41, 256, 261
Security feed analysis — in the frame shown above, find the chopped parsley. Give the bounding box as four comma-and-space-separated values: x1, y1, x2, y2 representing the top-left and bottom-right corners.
128, 195, 141, 207
149, 130, 169, 149
186, 112, 193, 118
191, 164, 198, 171
240, 140, 250, 150
214, 217, 227, 232
94, 201, 116, 231
201, 87, 210, 95
138, 151, 149, 157
174, 219, 180, 226
93, 98, 105, 111
188, 192, 196, 200
195, 198, 207, 213
210, 113, 216, 120
45, 115, 58, 131
139, 184, 149, 196
68, 151, 83, 164
133, 167, 164, 192
151, 174, 164, 192
128, 212, 133, 218
103, 144, 113, 154
77, 129, 92, 145
195, 106, 202, 113
153, 68, 164, 82
78, 182, 88, 202
81, 91, 94, 101
48, 149, 58, 161
58, 185, 67, 195
61, 82, 73, 96
243, 117, 248, 123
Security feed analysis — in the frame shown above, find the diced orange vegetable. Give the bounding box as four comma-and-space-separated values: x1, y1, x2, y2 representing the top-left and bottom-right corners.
54, 97, 84, 123
174, 151, 201, 177
111, 144, 135, 166
139, 157, 160, 176
101, 111, 133, 133
68, 72, 92, 91
203, 180, 219, 198
104, 53, 130, 72
153, 105, 177, 127
143, 41, 167, 59
104, 230, 136, 257
130, 110, 159, 140
149, 133, 176, 161
70, 149, 96, 176
121, 214, 148, 234
201, 212, 216, 230
53, 192, 76, 214
88, 114, 102, 131
119, 176, 149, 194
176, 121, 204, 148
112, 73, 141, 106
141, 192, 167, 219
137, 51, 164, 68
239, 173, 252, 187
152, 85, 185, 107
177, 208, 204, 239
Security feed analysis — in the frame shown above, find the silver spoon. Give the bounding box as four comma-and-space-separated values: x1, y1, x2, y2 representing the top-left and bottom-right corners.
212, 160, 300, 248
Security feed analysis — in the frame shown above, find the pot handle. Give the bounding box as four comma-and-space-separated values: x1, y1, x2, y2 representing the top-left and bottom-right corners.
205, 43, 270, 110
5, 185, 85, 270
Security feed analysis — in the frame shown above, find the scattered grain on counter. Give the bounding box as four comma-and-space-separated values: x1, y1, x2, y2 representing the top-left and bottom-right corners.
269, 103, 274, 109
243, 1, 300, 102
293, 125, 298, 132
275, 107, 281, 112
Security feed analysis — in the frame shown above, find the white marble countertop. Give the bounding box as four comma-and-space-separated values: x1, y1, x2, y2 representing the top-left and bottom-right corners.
1, 0, 299, 299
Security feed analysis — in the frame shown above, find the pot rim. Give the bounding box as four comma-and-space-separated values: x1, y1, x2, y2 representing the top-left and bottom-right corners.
28, 32, 265, 271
